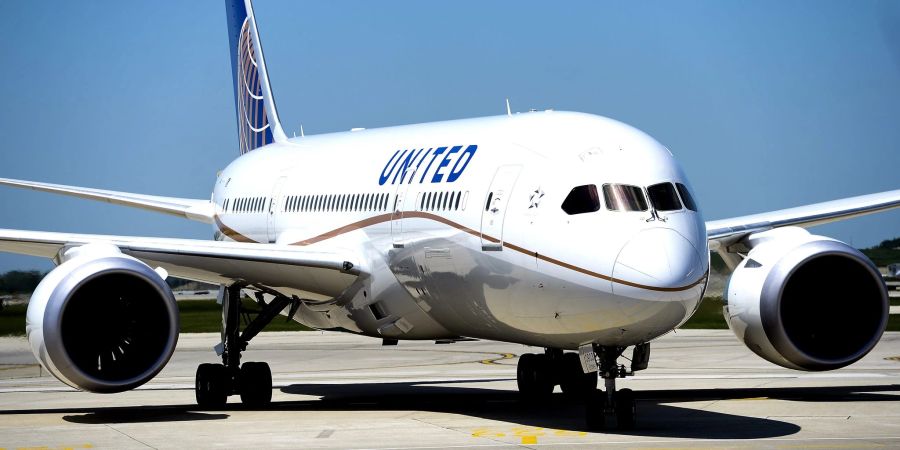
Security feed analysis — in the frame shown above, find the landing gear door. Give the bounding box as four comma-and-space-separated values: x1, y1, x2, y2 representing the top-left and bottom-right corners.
480, 165, 522, 251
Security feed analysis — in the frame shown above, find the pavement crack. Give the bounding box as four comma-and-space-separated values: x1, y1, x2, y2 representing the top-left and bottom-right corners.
105, 423, 156, 449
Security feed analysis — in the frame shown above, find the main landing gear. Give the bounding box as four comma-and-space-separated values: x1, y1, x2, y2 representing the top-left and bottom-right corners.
517, 349, 597, 397
516, 343, 649, 431
195, 285, 295, 408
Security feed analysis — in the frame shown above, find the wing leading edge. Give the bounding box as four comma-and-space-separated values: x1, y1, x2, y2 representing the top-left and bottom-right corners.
0, 228, 363, 301
0, 177, 215, 224
706, 189, 900, 247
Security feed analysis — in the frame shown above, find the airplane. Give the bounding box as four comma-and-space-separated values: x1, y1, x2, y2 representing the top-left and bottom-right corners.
1, 0, 898, 431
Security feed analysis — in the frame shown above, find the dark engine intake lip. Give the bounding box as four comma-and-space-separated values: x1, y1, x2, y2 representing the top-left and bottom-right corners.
760, 240, 888, 371
41, 256, 179, 393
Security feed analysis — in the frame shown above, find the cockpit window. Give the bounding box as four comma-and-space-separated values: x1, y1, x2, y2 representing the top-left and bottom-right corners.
561, 184, 601, 215
602, 184, 648, 211
647, 183, 682, 211
676, 183, 698, 211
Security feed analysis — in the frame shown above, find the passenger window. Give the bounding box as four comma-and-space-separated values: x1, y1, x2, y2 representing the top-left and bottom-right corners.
647, 183, 682, 211
561, 184, 601, 215
676, 183, 698, 211
602, 184, 648, 212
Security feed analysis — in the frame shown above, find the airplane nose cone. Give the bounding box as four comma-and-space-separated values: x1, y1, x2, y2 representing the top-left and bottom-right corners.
613, 228, 702, 293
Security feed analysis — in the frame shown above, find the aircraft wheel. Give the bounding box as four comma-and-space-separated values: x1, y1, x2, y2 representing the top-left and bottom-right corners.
196, 363, 228, 408
615, 388, 636, 430
559, 353, 597, 396
585, 389, 606, 431
239, 362, 273, 407
517, 353, 554, 397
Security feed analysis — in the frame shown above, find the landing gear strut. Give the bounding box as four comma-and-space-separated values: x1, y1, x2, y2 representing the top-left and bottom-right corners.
585, 343, 648, 431
195, 284, 292, 408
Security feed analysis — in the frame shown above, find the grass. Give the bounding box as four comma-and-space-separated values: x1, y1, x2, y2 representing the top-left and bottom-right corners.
679, 296, 728, 329
0, 303, 26, 337
680, 295, 900, 332
860, 247, 900, 267
177, 298, 312, 333
0, 299, 311, 337
1, 296, 896, 337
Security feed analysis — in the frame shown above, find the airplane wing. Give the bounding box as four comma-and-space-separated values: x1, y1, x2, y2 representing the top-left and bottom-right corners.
0, 177, 215, 224
706, 189, 900, 248
0, 228, 362, 301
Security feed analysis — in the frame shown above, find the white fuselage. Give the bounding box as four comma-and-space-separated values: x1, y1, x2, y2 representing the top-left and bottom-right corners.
211, 111, 709, 350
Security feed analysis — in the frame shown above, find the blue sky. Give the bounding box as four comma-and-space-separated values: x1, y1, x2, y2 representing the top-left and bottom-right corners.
0, 1, 898, 272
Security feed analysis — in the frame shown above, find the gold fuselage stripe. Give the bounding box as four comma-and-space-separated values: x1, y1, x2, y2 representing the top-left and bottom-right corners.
213, 212, 707, 293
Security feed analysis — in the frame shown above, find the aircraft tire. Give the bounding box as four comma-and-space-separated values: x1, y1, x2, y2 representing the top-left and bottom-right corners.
585, 389, 606, 431
239, 362, 273, 407
517, 353, 554, 397
615, 388, 636, 430
196, 363, 228, 408
559, 353, 597, 396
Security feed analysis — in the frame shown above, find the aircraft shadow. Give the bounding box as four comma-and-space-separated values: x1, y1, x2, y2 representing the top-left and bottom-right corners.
275, 379, 818, 439
1, 382, 893, 436
0, 404, 229, 424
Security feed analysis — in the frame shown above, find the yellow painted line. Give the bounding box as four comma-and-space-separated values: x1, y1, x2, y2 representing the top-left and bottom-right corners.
553, 430, 587, 437
471, 426, 586, 442
736, 397, 769, 401
471, 428, 505, 438
479, 353, 516, 365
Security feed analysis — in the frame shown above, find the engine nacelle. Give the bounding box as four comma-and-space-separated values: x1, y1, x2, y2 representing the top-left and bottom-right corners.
26, 244, 179, 392
724, 227, 888, 371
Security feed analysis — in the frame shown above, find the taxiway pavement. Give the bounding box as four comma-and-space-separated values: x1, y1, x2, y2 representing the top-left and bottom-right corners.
0, 330, 899, 449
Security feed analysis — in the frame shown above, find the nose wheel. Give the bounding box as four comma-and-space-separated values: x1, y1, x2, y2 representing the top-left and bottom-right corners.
584, 344, 647, 431
585, 380, 636, 431
195, 284, 292, 408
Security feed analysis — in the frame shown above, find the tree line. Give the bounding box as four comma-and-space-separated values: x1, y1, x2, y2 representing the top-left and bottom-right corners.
0, 270, 212, 294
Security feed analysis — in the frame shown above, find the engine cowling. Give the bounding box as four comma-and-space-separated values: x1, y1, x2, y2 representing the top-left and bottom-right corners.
723, 227, 888, 371
26, 244, 179, 392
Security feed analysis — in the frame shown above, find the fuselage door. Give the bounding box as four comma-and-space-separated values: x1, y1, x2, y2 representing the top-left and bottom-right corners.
390, 166, 418, 248
480, 165, 522, 251
267, 176, 288, 243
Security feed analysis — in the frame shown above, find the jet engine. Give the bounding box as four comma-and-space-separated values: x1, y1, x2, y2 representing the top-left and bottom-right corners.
26, 244, 179, 392
723, 227, 888, 371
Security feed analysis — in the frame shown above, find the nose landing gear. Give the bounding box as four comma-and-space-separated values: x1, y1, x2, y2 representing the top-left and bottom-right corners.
585, 343, 648, 431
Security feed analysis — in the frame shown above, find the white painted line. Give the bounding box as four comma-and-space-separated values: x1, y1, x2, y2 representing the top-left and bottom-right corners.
373, 435, 900, 450
631, 372, 893, 380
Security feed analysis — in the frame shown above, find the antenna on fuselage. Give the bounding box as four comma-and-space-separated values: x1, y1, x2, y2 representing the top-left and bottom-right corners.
505, 98, 512, 116
300, 123, 305, 137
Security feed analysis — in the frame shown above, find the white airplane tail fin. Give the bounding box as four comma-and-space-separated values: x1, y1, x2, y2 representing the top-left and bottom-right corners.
225, 0, 287, 154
